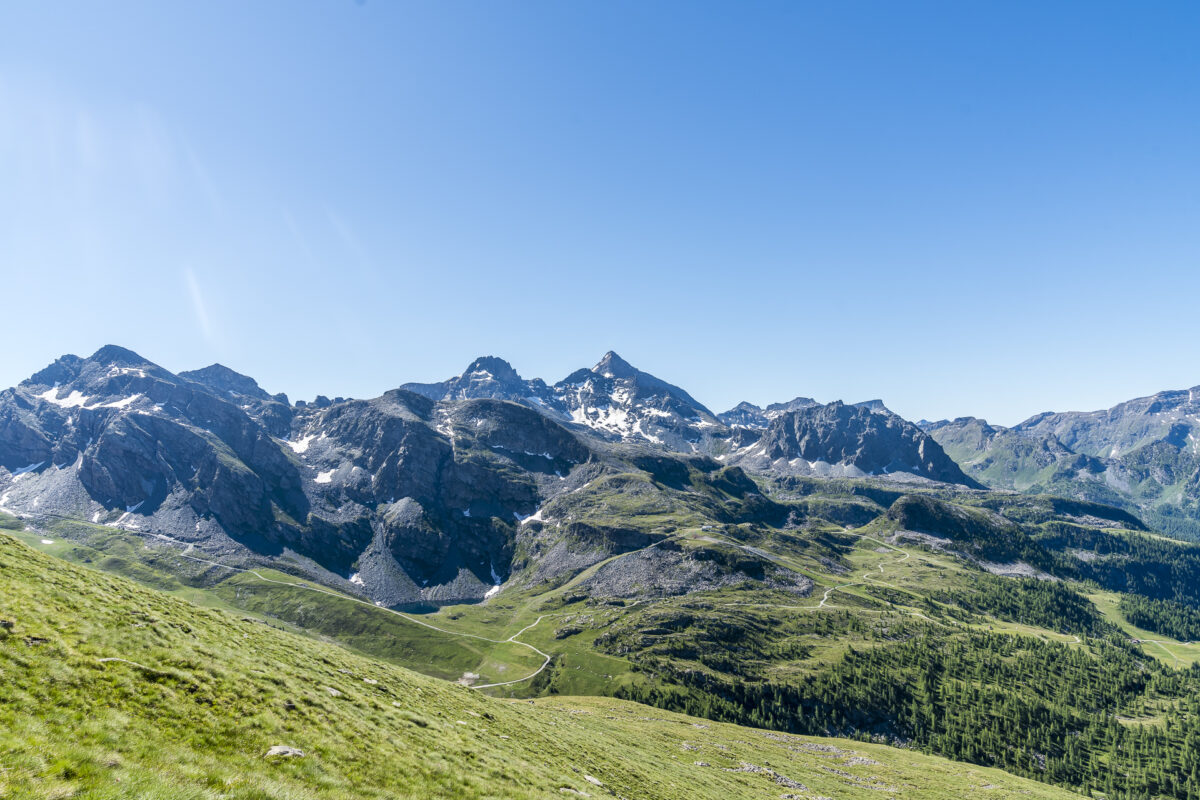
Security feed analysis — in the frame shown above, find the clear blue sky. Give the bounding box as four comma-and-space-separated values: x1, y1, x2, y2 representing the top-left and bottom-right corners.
2, 1, 1197, 425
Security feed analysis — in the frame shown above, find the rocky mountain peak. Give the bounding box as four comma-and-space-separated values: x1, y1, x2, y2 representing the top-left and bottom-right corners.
765, 396, 819, 414
718, 401, 767, 429
728, 399, 978, 486
400, 355, 538, 404
25, 346, 161, 390
545, 353, 721, 449
25, 354, 86, 388
853, 399, 891, 414
181, 364, 273, 401
461, 356, 522, 384
89, 344, 153, 368
23, 346, 178, 395
592, 351, 637, 380
721, 397, 821, 430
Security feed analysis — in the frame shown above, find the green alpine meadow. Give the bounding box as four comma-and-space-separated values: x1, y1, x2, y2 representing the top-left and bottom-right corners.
0, 524, 1086, 800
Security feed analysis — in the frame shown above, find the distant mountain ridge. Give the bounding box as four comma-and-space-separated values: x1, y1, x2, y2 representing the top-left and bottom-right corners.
928, 386, 1200, 538
717, 397, 818, 429
0, 345, 941, 611
10, 346, 1199, 551
399, 351, 948, 480
39, 345, 1200, 619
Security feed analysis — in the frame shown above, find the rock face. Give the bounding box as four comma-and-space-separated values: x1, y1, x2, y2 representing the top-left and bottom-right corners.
729, 401, 979, 486
578, 539, 813, 600
929, 387, 1200, 537
1, 348, 309, 553
180, 364, 294, 438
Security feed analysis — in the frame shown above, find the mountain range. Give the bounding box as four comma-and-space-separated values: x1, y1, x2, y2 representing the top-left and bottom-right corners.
0, 346, 969, 604
3, 344, 1200, 611
927, 386, 1200, 539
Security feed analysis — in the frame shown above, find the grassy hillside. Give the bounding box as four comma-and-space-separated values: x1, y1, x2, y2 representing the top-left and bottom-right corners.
0, 531, 1089, 800
11, 478, 1200, 799
2, 517, 549, 688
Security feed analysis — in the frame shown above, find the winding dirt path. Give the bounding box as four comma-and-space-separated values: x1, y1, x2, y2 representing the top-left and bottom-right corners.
472, 616, 556, 689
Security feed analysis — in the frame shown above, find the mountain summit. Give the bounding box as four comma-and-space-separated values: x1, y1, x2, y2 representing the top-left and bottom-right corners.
592, 351, 638, 380
400, 351, 725, 451
401, 356, 545, 403
550, 352, 719, 450
180, 363, 281, 403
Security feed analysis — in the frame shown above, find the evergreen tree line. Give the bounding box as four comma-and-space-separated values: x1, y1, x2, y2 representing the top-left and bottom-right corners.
928, 573, 1114, 636
613, 625, 1200, 799
1034, 523, 1200, 607
1119, 595, 1200, 641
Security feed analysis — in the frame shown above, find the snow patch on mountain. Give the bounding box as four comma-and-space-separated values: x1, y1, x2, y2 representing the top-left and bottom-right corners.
288, 434, 316, 454
102, 394, 142, 409
9, 462, 45, 478
107, 366, 147, 379
39, 388, 91, 408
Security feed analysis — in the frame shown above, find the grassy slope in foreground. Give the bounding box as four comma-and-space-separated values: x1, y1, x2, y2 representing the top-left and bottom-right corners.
0, 533, 1085, 800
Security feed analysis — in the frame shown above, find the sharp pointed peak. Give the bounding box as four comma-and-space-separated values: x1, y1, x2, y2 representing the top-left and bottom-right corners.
592, 351, 637, 379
